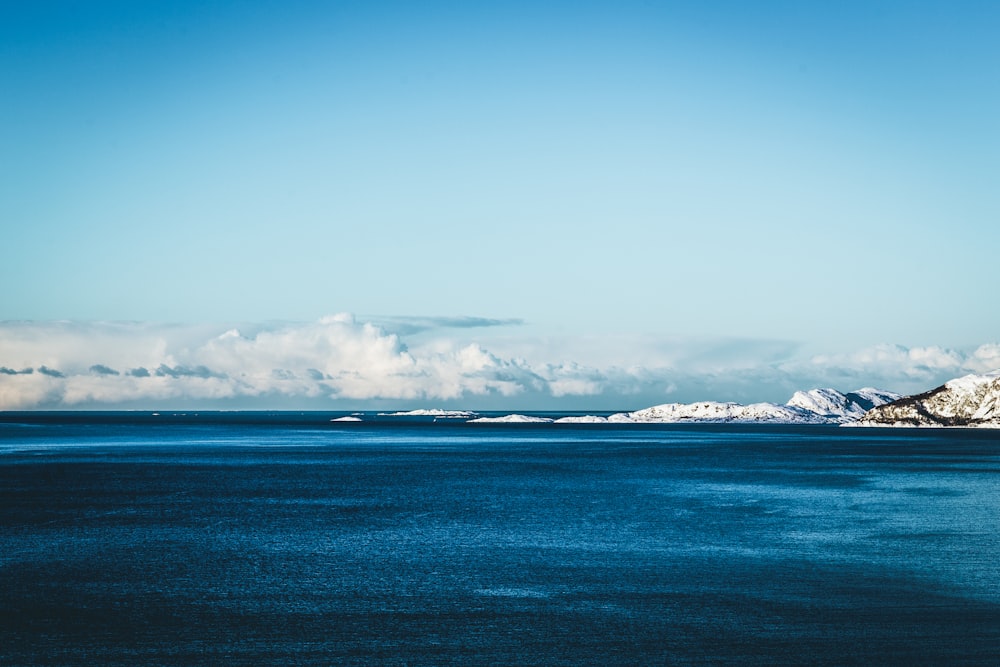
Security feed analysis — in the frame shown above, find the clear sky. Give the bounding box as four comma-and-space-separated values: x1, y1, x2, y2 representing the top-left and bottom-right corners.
2, 1, 998, 409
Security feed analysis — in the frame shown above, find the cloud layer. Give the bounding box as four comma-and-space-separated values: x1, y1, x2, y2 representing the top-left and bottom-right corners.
1, 315, 997, 410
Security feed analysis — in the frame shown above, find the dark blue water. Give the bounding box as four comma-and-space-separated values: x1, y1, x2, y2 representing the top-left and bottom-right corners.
2, 414, 999, 665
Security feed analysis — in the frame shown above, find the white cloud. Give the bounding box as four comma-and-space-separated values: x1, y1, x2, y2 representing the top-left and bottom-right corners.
967, 344, 1000, 373
0, 316, 551, 408
798, 343, 983, 392
1, 315, 998, 410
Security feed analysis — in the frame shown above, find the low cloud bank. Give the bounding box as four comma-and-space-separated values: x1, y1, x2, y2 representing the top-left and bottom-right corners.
0, 315, 996, 410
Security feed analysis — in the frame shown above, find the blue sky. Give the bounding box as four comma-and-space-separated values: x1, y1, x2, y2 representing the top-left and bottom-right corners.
2, 1, 999, 409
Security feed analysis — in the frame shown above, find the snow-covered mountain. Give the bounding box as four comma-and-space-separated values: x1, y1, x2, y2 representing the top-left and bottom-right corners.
857, 371, 1000, 428
787, 387, 902, 422
608, 388, 900, 424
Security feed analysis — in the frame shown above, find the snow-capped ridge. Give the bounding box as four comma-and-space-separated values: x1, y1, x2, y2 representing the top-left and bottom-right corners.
846, 387, 904, 411
786, 387, 902, 423
859, 371, 1000, 428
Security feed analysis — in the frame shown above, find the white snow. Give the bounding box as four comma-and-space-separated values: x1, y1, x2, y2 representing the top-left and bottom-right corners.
787, 388, 856, 418
606, 413, 637, 423
785, 387, 900, 423
603, 387, 901, 425
468, 414, 555, 424
944, 370, 1000, 394
859, 370, 1000, 427
329, 385, 908, 427
378, 409, 477, 418
330, 416, 363, 422
849, 387, 903, 406
609, 401, 828, 424
553, 415, 609, 424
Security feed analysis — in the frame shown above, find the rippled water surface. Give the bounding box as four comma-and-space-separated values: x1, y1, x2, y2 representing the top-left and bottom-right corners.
2, 416, 999, 665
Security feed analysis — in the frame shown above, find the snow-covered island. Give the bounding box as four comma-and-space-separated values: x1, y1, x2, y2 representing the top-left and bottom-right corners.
468, 414, 555, 424
553, 415, 612, 424
378, 409, 478, 419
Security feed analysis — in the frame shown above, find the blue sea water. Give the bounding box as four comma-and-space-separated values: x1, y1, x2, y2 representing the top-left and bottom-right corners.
2, 413, 999, 665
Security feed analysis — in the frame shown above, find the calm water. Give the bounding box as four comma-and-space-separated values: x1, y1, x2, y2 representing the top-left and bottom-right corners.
2, 414, 999, 665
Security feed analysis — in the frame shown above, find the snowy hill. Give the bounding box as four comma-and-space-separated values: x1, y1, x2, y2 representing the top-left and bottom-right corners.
787, 387, 902, 422
609, 401, 825, 424
379, 409, 477, 418
608, 388, 900, 425
857, 372, 1000, 428
468, 414, 554, 424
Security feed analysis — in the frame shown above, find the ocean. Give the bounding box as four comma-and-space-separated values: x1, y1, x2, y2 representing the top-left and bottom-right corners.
2, 412, 999, 665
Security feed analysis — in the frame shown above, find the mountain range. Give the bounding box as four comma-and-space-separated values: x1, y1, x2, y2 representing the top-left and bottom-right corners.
606, 387, 901, 425
360, 372, 1000, 428
608, 372, 1000, 428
